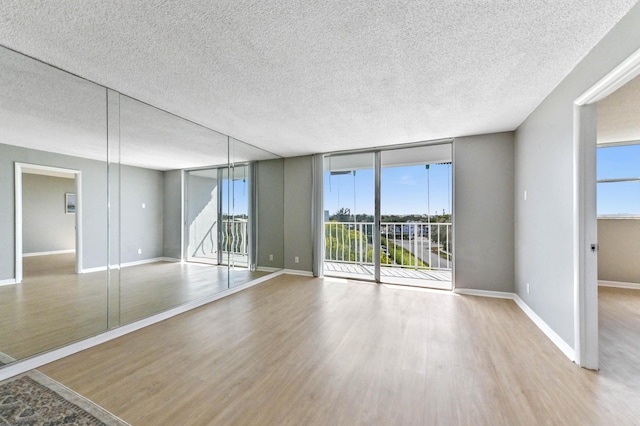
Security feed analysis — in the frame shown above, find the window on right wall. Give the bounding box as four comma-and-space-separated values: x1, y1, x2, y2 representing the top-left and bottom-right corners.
597, 143, 640, 217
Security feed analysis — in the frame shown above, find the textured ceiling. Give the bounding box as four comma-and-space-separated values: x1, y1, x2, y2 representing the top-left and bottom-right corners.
0, 1, 638, 157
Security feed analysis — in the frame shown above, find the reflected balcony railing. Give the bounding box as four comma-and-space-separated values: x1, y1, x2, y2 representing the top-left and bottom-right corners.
325, 221, 452, 271
222, 219, 248, 256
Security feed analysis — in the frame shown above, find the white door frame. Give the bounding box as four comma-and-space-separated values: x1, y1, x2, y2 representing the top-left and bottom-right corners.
14, 162, 83, 282
574, 47, 640, 369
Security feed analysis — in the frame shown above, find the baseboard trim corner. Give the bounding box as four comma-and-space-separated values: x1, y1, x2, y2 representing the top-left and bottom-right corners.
512, 294, 575, 362
0, 278, 18, 287
453, 288, 575, 362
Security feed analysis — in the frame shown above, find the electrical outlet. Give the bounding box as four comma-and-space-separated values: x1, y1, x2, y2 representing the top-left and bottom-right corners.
524, 190, 527, 201
294, 256, 299, 263
138, 248, 142, 254
142, 203, 146, 209
269, 254, 274, 261
526, 282, 530, 294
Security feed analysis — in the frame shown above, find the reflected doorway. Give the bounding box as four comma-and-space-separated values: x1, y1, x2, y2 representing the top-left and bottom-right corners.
14, 163, 82, 283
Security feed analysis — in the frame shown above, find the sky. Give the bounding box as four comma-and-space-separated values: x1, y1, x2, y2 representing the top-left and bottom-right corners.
597, 144, 640, 215
221, 144, 634, 218
324, 163, 452, 218
221, 177, 249, 216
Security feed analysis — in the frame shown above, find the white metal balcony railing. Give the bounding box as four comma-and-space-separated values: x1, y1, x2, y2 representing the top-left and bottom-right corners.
192, 219, 248, 259
222, 219, 248, 255
325, 221, 452, 271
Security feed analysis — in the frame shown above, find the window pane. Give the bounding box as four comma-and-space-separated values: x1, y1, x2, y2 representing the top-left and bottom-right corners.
597, 144, 640, 180
597, 181, 640, 216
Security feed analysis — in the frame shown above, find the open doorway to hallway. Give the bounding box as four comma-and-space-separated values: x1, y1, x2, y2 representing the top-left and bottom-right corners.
595, 73, 640, 377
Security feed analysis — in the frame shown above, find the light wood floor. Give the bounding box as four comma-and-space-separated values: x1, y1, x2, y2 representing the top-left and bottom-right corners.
36, 276, 640, 425
0, 254, 267, 360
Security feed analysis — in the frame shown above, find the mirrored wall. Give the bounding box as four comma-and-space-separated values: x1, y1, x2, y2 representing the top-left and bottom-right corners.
0, 45, 285, 368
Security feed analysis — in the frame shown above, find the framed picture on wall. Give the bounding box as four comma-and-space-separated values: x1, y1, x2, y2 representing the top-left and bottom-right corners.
65, 192, 76, 214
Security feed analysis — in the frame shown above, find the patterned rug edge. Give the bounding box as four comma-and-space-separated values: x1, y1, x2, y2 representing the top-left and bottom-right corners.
0, 352, 130, 425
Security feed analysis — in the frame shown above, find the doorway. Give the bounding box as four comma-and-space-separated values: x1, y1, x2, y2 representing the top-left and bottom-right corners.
14, 163, 82, 283
575, 47, 640, 369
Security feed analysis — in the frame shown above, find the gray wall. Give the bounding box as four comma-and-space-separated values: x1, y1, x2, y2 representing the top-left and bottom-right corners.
120, 165, 165, 263
22, 174, 76, 254
0, 142, 109, 279
454, 133, 515, 292
514, 3, 640, 347
284, 156, 313, 271
598, 218, 640, 283
163, 170, 183, 259
257, 159, 285, 269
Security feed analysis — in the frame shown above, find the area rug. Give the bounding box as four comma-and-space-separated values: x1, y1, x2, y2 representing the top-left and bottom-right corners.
0, 369, 129, 426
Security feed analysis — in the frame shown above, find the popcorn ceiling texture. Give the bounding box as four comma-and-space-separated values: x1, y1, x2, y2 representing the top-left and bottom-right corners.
0, 1, 637, 157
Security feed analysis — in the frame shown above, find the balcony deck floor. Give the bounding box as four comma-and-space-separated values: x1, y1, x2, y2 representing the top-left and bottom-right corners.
324, 262, 452, 290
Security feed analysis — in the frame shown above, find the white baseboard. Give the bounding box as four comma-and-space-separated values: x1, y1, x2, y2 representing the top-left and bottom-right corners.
512, 294, 575, 362
598, 280, 640, 290
81, 257, 179, 273
454, 288, 514, 299
282, 269, 314, 277
0, 278, 18, 287
454, 288, 575, 362
257, 266, 281, 272
23, 249, 75, 258
0, 270, 284, 382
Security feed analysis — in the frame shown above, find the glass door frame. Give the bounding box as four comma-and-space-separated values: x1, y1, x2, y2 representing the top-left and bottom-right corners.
317, 140, 453, 288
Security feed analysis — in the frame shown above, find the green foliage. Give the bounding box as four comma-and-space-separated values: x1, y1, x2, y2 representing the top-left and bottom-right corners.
325, 222, 373, 263
380, 238, 428, 269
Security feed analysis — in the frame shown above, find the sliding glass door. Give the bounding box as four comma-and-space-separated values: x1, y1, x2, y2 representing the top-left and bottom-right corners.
380, 145, 452, 289
322, 143, 452, 289
323, 153, 375, 280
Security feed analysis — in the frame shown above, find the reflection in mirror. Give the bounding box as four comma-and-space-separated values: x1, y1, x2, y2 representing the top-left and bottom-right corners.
116, 99, 284, 321
0, 46, 109, 365
116, 94, 233, 324
228, 138, 283, 287
0, 46, 286, 370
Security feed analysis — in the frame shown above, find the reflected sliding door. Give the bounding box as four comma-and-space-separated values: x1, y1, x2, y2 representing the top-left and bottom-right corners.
222, 164, 250, 269
186, 168, 221, 265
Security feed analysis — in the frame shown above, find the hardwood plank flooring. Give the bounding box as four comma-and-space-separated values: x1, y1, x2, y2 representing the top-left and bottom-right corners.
0, 254, 267, 360
36, 276, 640, 425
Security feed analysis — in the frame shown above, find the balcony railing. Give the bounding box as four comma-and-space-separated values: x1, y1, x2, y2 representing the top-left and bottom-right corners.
325, 221, 452, 271
222, 219, 248, 255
